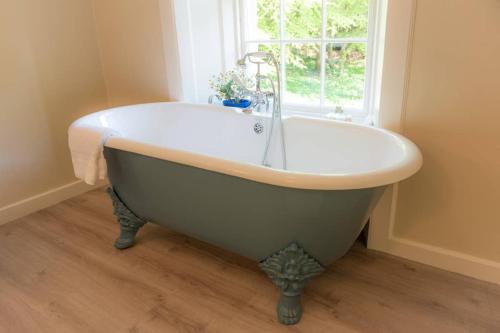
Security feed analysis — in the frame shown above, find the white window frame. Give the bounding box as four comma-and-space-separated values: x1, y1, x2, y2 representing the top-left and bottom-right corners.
238, 0, 383, 121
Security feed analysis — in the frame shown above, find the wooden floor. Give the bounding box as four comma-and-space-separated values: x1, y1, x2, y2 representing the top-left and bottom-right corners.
1, 188, 500, 333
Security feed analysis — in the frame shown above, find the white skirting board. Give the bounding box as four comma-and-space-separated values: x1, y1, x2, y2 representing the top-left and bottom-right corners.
0, 180, 105, 226
373, 235, 500, 286
369, 186, 500, 286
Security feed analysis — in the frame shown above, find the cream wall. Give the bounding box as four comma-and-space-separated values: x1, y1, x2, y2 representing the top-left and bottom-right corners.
369, 0, 500, 283
0, 0, 177, 217
0, 0, 108, 208
92, 0, 172, 106
393, 0, 500, 262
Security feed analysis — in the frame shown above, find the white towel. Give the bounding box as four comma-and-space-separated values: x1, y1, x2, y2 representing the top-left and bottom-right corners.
68, 124, 118, 185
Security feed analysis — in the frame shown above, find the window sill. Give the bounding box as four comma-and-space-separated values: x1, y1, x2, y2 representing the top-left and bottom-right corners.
282, 105, 374, 126
208, 98, 374, 126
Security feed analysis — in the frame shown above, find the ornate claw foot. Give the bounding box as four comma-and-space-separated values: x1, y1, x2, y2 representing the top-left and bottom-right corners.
107, 188, 146, 249
277, 294, 302, 325
259, 242, 325, 325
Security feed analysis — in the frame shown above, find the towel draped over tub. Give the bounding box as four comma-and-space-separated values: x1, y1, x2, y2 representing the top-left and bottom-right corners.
68, 124, 118, 185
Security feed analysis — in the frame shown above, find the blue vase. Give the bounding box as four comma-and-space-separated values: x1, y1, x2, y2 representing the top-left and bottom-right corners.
223, 99, 251, 109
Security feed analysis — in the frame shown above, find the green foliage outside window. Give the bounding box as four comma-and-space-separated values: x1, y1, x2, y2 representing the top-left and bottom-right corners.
254, 0, 369, 107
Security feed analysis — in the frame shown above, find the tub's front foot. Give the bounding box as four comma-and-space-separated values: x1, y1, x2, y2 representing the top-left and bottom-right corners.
259, 242, 325, 325
277, 294, 302, 325
107, 188, 146, 249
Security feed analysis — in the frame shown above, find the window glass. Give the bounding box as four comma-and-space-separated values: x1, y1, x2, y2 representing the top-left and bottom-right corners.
325, 43, 366, 108
326, 0, 369, 38
285, 0, 323, 39
285, 43, 321, 105
243, 0, 371, 112
245, 0, 280, 40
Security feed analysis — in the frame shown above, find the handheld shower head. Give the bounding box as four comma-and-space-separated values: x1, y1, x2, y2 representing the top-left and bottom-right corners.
237, 51, 275, 67
248, 52, 271, 64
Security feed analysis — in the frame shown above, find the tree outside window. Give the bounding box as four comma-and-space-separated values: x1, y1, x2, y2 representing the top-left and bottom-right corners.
243, 0, 370, 111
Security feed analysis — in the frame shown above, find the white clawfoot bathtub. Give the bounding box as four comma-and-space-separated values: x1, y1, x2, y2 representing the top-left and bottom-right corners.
69, 102, 422, 325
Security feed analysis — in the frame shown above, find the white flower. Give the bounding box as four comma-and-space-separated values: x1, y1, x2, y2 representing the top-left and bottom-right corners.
209, 67, 256, 100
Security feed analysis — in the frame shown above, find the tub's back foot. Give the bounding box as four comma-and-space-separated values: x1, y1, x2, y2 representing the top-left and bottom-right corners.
107, 187, 147, 249
259, 242, 325, 325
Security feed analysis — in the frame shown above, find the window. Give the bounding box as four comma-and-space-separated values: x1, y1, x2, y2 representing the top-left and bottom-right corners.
240, 0, 378, 117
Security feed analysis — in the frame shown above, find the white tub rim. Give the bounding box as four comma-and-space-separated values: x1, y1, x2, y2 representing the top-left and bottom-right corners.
88, 102, 423, 190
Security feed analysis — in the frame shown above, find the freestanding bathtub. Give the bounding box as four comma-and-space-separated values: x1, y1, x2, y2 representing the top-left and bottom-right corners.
70, 102, 422, 325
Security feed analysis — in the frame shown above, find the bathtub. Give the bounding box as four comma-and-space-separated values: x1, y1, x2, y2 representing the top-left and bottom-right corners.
71, 102, 422, 324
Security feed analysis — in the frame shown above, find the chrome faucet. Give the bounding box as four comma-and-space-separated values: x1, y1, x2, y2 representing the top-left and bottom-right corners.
236, 52, 287, 169
236, 52, 280, 114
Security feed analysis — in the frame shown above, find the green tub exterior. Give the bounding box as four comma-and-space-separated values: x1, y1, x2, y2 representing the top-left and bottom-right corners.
103, 146, 386, 266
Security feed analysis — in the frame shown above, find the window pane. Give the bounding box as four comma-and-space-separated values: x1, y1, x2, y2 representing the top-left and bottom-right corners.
325, 43, 366, 108
244, 0, 280, 40
285, 43, 321, 105
326, 0, 369, 38
285, 0, 322, 39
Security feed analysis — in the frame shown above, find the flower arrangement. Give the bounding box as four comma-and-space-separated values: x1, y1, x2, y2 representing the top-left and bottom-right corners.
209, 68, 254, 104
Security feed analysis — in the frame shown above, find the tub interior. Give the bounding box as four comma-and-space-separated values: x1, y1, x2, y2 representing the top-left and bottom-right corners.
77, 103, 414, 176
